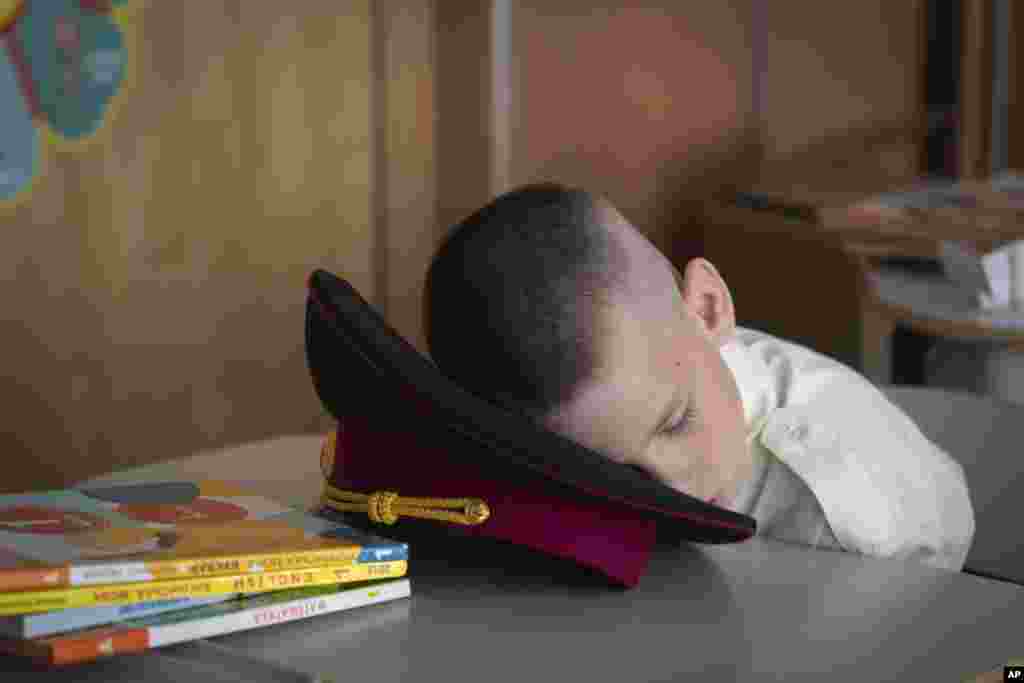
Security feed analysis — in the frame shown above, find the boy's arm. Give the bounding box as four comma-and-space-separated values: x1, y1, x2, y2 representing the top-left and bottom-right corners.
757, 364, 975, 571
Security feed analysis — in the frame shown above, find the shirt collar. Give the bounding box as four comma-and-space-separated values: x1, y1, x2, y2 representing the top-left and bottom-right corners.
718, 327, 779, 432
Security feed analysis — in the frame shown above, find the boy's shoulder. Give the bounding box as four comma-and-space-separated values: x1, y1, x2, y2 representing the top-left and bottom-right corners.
734, 329, 975, 570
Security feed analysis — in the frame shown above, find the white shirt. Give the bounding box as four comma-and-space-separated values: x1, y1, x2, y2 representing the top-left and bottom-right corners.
718, 327, 976, 571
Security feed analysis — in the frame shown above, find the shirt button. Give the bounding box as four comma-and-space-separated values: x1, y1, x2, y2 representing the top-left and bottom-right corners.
787, 423, 809, 441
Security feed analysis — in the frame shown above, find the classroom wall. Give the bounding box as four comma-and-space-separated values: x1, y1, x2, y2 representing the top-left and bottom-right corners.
499, 1, 923, 368
1007, 0, 1024, 170
0, 0, 436, 493
501, 1, 923, 253
505, 1, 758, 255
991, 0, 1010, 174
703, 1, 926, 368
1, 1, 926, 494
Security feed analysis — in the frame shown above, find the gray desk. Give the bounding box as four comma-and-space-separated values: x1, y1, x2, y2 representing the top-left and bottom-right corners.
2, 435, 1021, 682
886, 387, 1024, 586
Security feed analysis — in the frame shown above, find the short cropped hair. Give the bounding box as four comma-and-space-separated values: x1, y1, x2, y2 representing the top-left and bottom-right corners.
424, 183, 627, 420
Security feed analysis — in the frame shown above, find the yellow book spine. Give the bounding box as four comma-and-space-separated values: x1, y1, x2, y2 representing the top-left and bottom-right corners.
0, 561, 407, 616
69, 547, 365, 586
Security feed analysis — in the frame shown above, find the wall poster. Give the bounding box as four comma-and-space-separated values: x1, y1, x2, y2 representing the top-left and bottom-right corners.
0, 0, 134, 206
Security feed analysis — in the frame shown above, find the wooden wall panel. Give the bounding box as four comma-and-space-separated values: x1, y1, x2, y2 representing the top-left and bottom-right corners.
753, 1, 924, 197
376, 0, 437, 354
505, 1, 924, 235
959, 0, 994, 179
758, 2, 923, 161
507, 1, 757, 254
1005, 0, 1024, 171
0, 1, 380, 492
435, 1, 497, 232
712, 2, 925, 367
499, 1, 924, 369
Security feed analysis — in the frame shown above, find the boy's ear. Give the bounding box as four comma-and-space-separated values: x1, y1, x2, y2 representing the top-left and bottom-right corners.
677, 258, 736, 345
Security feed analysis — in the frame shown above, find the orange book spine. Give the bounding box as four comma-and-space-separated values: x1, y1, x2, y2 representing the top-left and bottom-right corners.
0, 567, 70, 592
0, 626, 151, 666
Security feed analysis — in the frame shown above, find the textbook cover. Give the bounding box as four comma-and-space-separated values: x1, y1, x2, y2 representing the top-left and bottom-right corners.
0, 578, 412, 667
0, 480, 408, 594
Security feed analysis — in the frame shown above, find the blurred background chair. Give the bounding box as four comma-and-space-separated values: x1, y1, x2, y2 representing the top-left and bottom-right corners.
924, 338, 1024, 405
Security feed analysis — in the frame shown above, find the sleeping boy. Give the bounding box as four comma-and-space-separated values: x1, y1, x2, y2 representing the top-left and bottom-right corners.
423, 183, 975, 571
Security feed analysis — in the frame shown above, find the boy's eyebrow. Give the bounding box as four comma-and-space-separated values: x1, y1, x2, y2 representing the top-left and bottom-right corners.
650, 388, 684, 439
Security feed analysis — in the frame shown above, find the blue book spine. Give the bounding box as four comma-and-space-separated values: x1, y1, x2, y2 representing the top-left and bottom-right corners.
0, 593, 233, 639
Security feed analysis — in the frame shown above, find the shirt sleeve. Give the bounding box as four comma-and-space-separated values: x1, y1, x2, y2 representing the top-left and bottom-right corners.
757, 356, 976, 571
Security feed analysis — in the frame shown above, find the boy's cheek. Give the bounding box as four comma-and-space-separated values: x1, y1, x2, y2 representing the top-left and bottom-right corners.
702, 408, 750, 499
728, 450, 755, 501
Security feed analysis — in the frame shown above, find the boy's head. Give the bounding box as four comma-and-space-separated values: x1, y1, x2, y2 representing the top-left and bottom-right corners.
425, 184, 753, 508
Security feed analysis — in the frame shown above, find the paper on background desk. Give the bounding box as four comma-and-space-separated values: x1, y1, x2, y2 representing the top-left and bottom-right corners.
889, 172, 1024, 320
941, 242, 1024, 328
980, 171, 1024, 311
931, 240, 1024, 327
979, 247, 1015, 309
868, 171, 1024, 210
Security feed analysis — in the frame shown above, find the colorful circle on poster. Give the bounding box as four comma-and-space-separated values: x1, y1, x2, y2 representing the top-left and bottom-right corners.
0, 506, 112, 535
0, 0, 22, 33
14, 0, 126, 140
116, 499, 252, 525
0, 40, 39, 201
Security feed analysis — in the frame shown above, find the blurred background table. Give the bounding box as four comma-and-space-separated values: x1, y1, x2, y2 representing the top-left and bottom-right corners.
698, 176, 1024, 387
861, 262, 1024, 387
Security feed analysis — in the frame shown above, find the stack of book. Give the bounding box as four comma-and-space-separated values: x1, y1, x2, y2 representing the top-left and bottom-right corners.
0, 479, 410, 667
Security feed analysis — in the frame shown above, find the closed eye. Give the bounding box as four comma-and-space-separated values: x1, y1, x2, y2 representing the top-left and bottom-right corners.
664, 405, 698, 437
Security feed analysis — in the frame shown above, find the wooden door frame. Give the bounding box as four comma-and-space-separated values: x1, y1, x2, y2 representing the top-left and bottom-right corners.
1007, 0, 1024, 170
959, 0, 994, 178
373, 0, 438, 353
